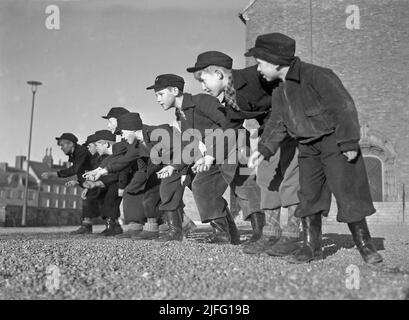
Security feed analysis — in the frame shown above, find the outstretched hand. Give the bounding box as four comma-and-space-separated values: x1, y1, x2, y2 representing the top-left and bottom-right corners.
248, 151, 264, 168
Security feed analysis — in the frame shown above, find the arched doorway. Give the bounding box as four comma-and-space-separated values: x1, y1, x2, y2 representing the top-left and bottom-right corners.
363, 156, 383, 202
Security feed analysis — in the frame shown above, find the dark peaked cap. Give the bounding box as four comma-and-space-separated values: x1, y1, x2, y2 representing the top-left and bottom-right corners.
245, 32, 296, 66
117, 112, 144, 131
93, 130, 116, 142
55, 133, 78, 144
146, 74, 185, 92
186, 51, 233, 73
102, 107, 130, 119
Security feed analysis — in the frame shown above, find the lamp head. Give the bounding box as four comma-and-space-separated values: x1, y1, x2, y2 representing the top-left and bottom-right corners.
27, 80, 42, 93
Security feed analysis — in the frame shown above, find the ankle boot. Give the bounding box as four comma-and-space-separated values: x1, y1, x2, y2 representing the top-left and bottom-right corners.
180, 208, 197, 235
288, 214, 323, 264
225, 208, 241, 245
266, 236, 301, 256
204, 217, 231, 244
157, 210, 183, 242
348, 218, 383, 264
104, 218, 123, 237
98, 219, 109, 236
244, 211, 265, 244
70, 223, 92, 235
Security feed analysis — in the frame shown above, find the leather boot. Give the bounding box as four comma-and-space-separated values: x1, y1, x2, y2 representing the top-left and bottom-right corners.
266, 236, 301, 256
225, 208, 241, 245
104, 218, 123, 237
243, 235, 280, 254
180, 208, 197, 236
287, 214, 323, 264
243, 211, 265, 245
133, 219, 159, 240
203, 217, 231, 244
98, 220, 109, 236
348, 218, 383, 264
70, 223, 92, 235
156, 210, 183, 242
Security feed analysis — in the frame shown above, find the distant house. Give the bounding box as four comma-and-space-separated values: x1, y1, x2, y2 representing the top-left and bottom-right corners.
0, 149, 83, 210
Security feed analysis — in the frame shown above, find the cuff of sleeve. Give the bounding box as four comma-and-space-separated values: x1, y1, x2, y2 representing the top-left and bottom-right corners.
339, 140, 360, 152
258, 144, 274, 160
104, 165, 111, 173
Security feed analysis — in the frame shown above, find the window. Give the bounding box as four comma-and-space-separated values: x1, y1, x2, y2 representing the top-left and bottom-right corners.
28, 190, 35, 201
62, 187, 67, 195
54, 185, 60, 194
5, 190, 12, 199
54, 199, 59, 208
62, 200, 66, 208
17, 190, 23, 200
72, 200, 77, 209
0, 190, 4, 198
73, 188, 78, 195
45, 199, 50, 208
363, 156, 383, 202
43, 184, 51, 193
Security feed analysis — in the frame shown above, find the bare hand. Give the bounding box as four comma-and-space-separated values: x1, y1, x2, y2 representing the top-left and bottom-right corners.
343, 151, 358, 162
156, 165, 176, 179
118, 189, 124, 197
192, 155, 214, 173
181, 175, 187, 186
81, 189, 88, 200
248, 151, 265, 168
65, 180, 78, 187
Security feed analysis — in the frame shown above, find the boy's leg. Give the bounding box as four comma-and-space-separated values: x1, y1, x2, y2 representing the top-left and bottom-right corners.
133, 175, 162, 240
191, 165, 235, 244
115, 191, 145, 238
156, 172, 186, 242
267, 149, 302, 256
100, 183, 123, 237
288, 141, 331, 264
320, 134, 382, 264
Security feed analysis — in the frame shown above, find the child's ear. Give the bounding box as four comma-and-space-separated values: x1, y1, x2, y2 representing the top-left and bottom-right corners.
216, 70, 224, 80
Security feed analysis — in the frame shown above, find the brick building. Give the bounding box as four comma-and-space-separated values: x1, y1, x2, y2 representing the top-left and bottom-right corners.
0, 150, 83, 211
240, 0, 409, 204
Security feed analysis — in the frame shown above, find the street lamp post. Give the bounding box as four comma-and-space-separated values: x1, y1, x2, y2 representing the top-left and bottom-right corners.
22, 80, 42, 226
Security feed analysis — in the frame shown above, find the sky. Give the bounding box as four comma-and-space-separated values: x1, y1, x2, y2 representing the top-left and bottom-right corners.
0, 0, 250, 166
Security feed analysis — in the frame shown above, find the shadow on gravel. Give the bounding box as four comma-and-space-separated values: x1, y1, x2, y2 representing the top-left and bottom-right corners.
322, 233, 385, 259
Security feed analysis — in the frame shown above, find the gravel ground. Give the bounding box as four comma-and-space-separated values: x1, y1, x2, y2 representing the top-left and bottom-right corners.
0, 224, 408, 300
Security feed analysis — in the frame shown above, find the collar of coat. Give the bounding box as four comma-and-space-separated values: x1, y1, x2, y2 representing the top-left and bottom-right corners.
232, 69, 247, 90
285, 57, 301, 83
181, 93, 196, 111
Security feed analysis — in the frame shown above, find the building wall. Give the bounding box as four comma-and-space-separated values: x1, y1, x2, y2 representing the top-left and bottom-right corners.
38, 182, 83, 210
245, 0, 409, 200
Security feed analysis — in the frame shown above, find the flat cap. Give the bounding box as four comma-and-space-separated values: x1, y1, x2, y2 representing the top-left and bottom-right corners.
244, 33, 296, 66
117, 112, 144, 131
186, 51, 233, 73
55, 133, 78, 144
146, 74, 185, 92
93, 130, 116, 142
102, 107, 130, 119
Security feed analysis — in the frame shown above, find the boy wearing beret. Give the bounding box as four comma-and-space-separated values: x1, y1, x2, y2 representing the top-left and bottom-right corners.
146, 74, 241, 244
42, 133, 94, 234
187, 51, 301, 256
247, 32, 383, 264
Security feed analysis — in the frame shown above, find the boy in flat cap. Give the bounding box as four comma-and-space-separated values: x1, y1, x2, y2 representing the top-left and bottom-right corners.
84, 113, 176, 240
187, 51, 301, 255
247, 32, 382, 264
42, 133, 94, 234
83, 129, 128, 236
146, 74, 241, 245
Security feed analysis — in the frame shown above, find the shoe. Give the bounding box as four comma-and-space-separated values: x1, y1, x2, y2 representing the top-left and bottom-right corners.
156, 210, 183, 242
133, 229, 159, 240
180, 208, 197, 236
104, 218, 123, 237
203, 217, 231, 244
243, 211, 265, 245
287, 214, 323, 264
69, 224, 92, 235
225, 208, 241, 245
348, 218, 383, 264
243, 236, 280, 255
115, 229, 142, 239
98, 220, 109, 236
266, 236, 301, 256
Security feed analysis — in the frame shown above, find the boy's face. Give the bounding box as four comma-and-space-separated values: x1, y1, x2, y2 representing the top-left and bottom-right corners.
87, 143, 97, 155
107, 117, 118, 133
197, 70, 225, 97
155, 88, 176, 110
58, 139, 74, 155
121, 130, 140, 144
256, 58, 280, 81
95, 140, 109, 155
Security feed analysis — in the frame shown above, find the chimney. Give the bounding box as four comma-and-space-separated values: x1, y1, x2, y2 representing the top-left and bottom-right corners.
42, 147, 54, 168
15, 156, 26, 170
0, 162, 8, 171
